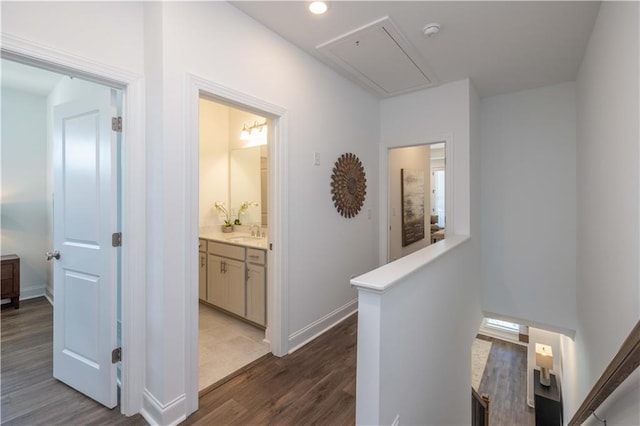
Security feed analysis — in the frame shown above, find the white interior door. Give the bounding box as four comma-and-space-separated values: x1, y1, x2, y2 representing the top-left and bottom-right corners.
51, 91, 118, 408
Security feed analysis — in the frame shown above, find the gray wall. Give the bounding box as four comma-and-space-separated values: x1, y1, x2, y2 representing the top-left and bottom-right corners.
480, 81, 578, 333
1, 87, 49, 300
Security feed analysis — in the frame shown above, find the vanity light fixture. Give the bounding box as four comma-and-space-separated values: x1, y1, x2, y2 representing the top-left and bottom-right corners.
239, 121, 268, 142
240, 124, 250, 140
309, 1, 328, 15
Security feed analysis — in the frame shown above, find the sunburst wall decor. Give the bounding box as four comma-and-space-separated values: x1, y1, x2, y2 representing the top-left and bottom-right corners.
330, 153, 367, 218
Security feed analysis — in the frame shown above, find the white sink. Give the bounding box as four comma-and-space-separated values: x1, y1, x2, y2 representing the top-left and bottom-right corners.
226, 236, 261, 243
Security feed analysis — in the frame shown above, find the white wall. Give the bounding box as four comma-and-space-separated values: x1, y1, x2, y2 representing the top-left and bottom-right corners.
480, 82, 578, 334
161, 1, 380, 334
380, 79, 474, 262
571, 2, 639, 424
1, 2, 145, 76
1, 88, 49, 299
355, 79, 482, 425
145, 2, 380, 422
388, 145, 431, 261
357, 239, 482, 425
199, 98, 229, 229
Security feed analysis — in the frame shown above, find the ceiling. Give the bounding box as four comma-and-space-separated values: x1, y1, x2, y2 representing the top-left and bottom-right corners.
232, 1, 600, 98
1, 59, 64, 96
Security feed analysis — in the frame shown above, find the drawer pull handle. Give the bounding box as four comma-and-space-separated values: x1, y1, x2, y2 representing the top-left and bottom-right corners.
249, 255, 259, 259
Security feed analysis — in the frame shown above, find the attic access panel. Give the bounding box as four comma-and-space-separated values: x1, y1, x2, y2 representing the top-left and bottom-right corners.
317, 17, 437, 97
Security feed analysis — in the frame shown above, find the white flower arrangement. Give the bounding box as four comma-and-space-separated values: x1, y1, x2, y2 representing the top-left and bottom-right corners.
213, 201, 232, 227
234, 201, 259, 225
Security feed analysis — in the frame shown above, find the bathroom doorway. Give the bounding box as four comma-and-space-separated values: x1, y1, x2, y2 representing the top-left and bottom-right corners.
196, 96, 271, 392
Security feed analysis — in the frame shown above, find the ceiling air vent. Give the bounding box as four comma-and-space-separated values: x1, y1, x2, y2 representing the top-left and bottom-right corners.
316, 16, 438, 97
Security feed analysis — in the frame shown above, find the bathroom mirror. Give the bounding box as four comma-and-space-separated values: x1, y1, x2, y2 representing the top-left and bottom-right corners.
229, 145, 268, 227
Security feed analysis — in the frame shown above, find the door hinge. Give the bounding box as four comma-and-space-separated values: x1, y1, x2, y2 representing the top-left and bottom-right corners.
112, 347, 122, 363
112, 232, 122, 247
112, 116, 122, 132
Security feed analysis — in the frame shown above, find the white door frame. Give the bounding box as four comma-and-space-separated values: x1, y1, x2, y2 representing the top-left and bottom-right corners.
1, 33, 146, 416
380, 134, 454, 264
184, 74, 289, 414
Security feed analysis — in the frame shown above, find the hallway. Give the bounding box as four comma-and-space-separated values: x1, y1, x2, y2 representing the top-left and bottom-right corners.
477, 335, 535, 425
3, 299, 532, 425
0, 298, 145, 425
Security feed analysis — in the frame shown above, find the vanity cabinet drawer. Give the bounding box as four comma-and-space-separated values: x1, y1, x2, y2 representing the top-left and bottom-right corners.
246, 248, 265, 265
208, 241, 245, 261
198, 239, 206, 252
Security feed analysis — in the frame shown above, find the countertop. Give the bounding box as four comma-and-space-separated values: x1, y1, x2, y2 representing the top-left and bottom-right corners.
199, 228, 268, 250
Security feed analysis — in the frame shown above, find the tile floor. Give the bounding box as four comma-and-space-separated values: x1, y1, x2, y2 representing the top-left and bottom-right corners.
198, 302, 270, 391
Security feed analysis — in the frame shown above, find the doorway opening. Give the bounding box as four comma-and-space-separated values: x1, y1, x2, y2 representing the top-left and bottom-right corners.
185, 75, 288, 414
0, 58, 126, 412
387, 142, 446, 262
197, 96, 271, 392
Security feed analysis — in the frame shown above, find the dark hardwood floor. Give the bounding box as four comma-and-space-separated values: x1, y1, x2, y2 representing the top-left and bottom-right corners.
2, 297, 532, 425
1, 297, 146, 425
184, 314, 358, 425
477, 335, 536, 426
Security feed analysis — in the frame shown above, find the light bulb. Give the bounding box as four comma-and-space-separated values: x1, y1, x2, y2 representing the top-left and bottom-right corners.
240, 124, 250, 140
309, 1, 328, 15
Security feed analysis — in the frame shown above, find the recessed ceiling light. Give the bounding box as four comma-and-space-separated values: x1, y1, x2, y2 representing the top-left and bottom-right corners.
309, 1, 328, 15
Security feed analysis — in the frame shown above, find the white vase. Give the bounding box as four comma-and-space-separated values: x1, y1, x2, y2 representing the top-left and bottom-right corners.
222, 225, 233, 233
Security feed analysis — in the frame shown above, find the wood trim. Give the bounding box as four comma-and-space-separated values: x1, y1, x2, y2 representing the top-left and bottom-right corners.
472, 387, 490, 426
568, 320, 640, 425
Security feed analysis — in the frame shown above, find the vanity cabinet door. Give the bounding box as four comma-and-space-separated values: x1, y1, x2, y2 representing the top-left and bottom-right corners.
225, 258, 246, 317
207, 254, 225, 308
207, 254, 245, 317
246, 263, 266, 326
199, 252, 207, 300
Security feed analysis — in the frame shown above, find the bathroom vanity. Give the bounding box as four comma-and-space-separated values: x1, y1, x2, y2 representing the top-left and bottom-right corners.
198, 231, 267, 328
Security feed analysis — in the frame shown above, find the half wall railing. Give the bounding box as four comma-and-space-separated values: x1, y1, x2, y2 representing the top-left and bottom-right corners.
472, 388, 490, 426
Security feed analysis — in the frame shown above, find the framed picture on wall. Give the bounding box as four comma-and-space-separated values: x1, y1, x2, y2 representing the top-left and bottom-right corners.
401, 168, 425, 247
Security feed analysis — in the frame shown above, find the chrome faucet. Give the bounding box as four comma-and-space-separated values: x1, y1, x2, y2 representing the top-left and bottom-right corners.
251, 224, 261, 238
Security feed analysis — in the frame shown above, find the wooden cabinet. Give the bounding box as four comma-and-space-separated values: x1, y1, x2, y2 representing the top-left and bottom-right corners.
1, 255, 20, 309
207, 254, 245, 317
200, 238, 267, 328
225, 259, 246, 317
198, 252, 207, 300
206, 242, 246, 318
199, 239, 207, 300
246, 262, 266, 326
534, 370, 563, 426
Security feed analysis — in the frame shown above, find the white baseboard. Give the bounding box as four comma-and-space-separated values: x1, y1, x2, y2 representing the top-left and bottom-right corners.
288, 298, 358, 354
1, 285, 46, 306
141, 389, 187, 426
46, 286, 54, 303
19, 284, 46, 300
